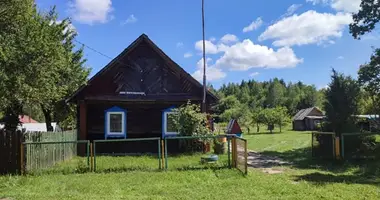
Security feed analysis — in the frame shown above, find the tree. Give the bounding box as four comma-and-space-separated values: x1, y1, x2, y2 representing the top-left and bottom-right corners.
258, 108, 277, 134
0, 0, 45, 130
324, 69, 360, 136
274, 107, 290, 133
0, 3, 89, 131
358, 48, 380, 117
40, 11, 89, 131
238, 106, 253, 134
350, 0, 380, 39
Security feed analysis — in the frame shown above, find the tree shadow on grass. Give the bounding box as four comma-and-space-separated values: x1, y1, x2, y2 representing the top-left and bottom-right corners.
260, 147, 380, 186
294, 172, 380, 186
244, 131, 285, 136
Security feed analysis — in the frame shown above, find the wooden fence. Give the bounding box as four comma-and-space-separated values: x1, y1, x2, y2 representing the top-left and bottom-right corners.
0, 130, 23, 174
0, 130, 77, 175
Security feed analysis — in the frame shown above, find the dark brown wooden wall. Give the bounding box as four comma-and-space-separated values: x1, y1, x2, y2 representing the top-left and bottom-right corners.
81, 40, 201, 99
86, 102, 186, 140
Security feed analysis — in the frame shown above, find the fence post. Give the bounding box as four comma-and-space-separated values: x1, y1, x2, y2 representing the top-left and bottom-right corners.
86, 141, 90, 170
161, 139, 165, 169
227, 137, 231, 168
91, 142, 95, 172
232, 137, 236, 168
335, 136, 341, 159
158, 139, 161, 170
311, 132, 314, 157
164, 138, 168, 170
341, 134, 345, 159
20, 142, 24, 175
244, 139, 248, 175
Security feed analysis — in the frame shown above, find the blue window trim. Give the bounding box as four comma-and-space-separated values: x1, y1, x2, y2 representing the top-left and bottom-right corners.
104, 106, 127, 139
162, 106, 178, 138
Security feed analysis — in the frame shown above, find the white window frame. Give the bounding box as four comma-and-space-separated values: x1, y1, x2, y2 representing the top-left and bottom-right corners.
107, 111, 125, 136
163, 111, 178, 135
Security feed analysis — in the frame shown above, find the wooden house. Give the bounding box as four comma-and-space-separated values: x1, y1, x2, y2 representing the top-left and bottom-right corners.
292, 107, 325, 131
67, 34, 218, 153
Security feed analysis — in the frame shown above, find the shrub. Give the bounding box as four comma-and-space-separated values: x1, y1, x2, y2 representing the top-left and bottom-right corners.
172, 101, 211, 136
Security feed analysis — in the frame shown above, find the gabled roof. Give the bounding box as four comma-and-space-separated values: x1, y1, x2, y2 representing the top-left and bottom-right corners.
67, 34, 218, 103
293, 107, 323, 121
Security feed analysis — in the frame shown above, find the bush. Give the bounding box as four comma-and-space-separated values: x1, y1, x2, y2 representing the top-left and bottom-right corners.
172, 101, 210, 136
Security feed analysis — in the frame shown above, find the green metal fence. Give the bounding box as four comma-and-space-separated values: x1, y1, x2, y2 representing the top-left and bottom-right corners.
341, 132, 380, 159
164, 135, 232, 171
93, 137, 162, 172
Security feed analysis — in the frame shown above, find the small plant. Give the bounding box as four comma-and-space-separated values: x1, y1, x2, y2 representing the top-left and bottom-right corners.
75, 159, 89, 174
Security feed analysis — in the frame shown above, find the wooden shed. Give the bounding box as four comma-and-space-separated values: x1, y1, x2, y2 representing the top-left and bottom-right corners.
67, 34, 218, 153
292, 107, 324, 131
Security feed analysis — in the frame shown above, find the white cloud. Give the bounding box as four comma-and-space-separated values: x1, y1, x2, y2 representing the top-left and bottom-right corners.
121, 14, 137, 25
184, 52, 193, 58
195, 40, 220, 54
337, 56, 344, 59
284, 4, 302, 17
192, 58, 226, 81
209, 37, 217, 42
331, 0, 361, 12
250, 72, 260, 77
243, 17, 263, 33
220, 34, 239, 44
307, 0, 361, 13
69, 0, 113, 25
259, 10, 352, 47
176, 42, 184, 48
214, 39, 303, 71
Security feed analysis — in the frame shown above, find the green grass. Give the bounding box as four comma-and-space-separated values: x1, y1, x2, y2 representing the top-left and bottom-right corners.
1, 130, 380, 199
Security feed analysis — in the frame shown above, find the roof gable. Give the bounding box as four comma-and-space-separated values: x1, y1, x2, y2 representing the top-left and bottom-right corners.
68, 34, 218, 103
293, 107, 323, 120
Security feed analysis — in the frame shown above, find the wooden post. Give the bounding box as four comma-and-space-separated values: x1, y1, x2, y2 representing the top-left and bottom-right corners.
161, 139, 165, 169
90, 142, 93, 171
244, 140, 248, 175
20, 142, 24, 175
79, 102, 87, 156
335, 137, 340, 160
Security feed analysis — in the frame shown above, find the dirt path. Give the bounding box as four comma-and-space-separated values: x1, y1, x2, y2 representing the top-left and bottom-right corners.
247, 151, 290, 174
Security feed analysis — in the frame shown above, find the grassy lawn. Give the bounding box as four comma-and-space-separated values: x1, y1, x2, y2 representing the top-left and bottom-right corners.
1, 130, 380, 199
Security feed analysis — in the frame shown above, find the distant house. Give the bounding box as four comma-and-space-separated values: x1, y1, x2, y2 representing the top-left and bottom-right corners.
0, 115, 61, 132
292, 107, 325, 131
19, 115, 39, 123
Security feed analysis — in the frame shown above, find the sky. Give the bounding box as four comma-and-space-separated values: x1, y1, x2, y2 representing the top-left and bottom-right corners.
35, 0, 379, 89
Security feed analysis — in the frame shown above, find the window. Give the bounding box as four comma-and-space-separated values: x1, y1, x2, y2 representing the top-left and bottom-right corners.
105, 107, 127, 139
162, 107, 178, 136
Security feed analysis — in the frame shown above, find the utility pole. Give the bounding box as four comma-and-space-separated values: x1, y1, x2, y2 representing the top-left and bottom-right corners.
201, 0, 207, 113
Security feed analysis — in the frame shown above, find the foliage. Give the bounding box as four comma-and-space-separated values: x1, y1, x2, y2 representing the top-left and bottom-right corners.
216, 79, 321, 122
324, 69, 360, 136
358, 48, 380, 117
350, 0, 380, 39
172, 101, 210, 136
0, 2, 89, 131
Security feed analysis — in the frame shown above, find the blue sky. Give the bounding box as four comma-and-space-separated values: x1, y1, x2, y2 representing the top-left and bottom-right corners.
36, 0, 377, 89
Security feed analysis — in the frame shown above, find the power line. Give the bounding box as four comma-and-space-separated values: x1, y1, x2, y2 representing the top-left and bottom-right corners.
74, 39, 115, 60
74, 39, 135, 69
